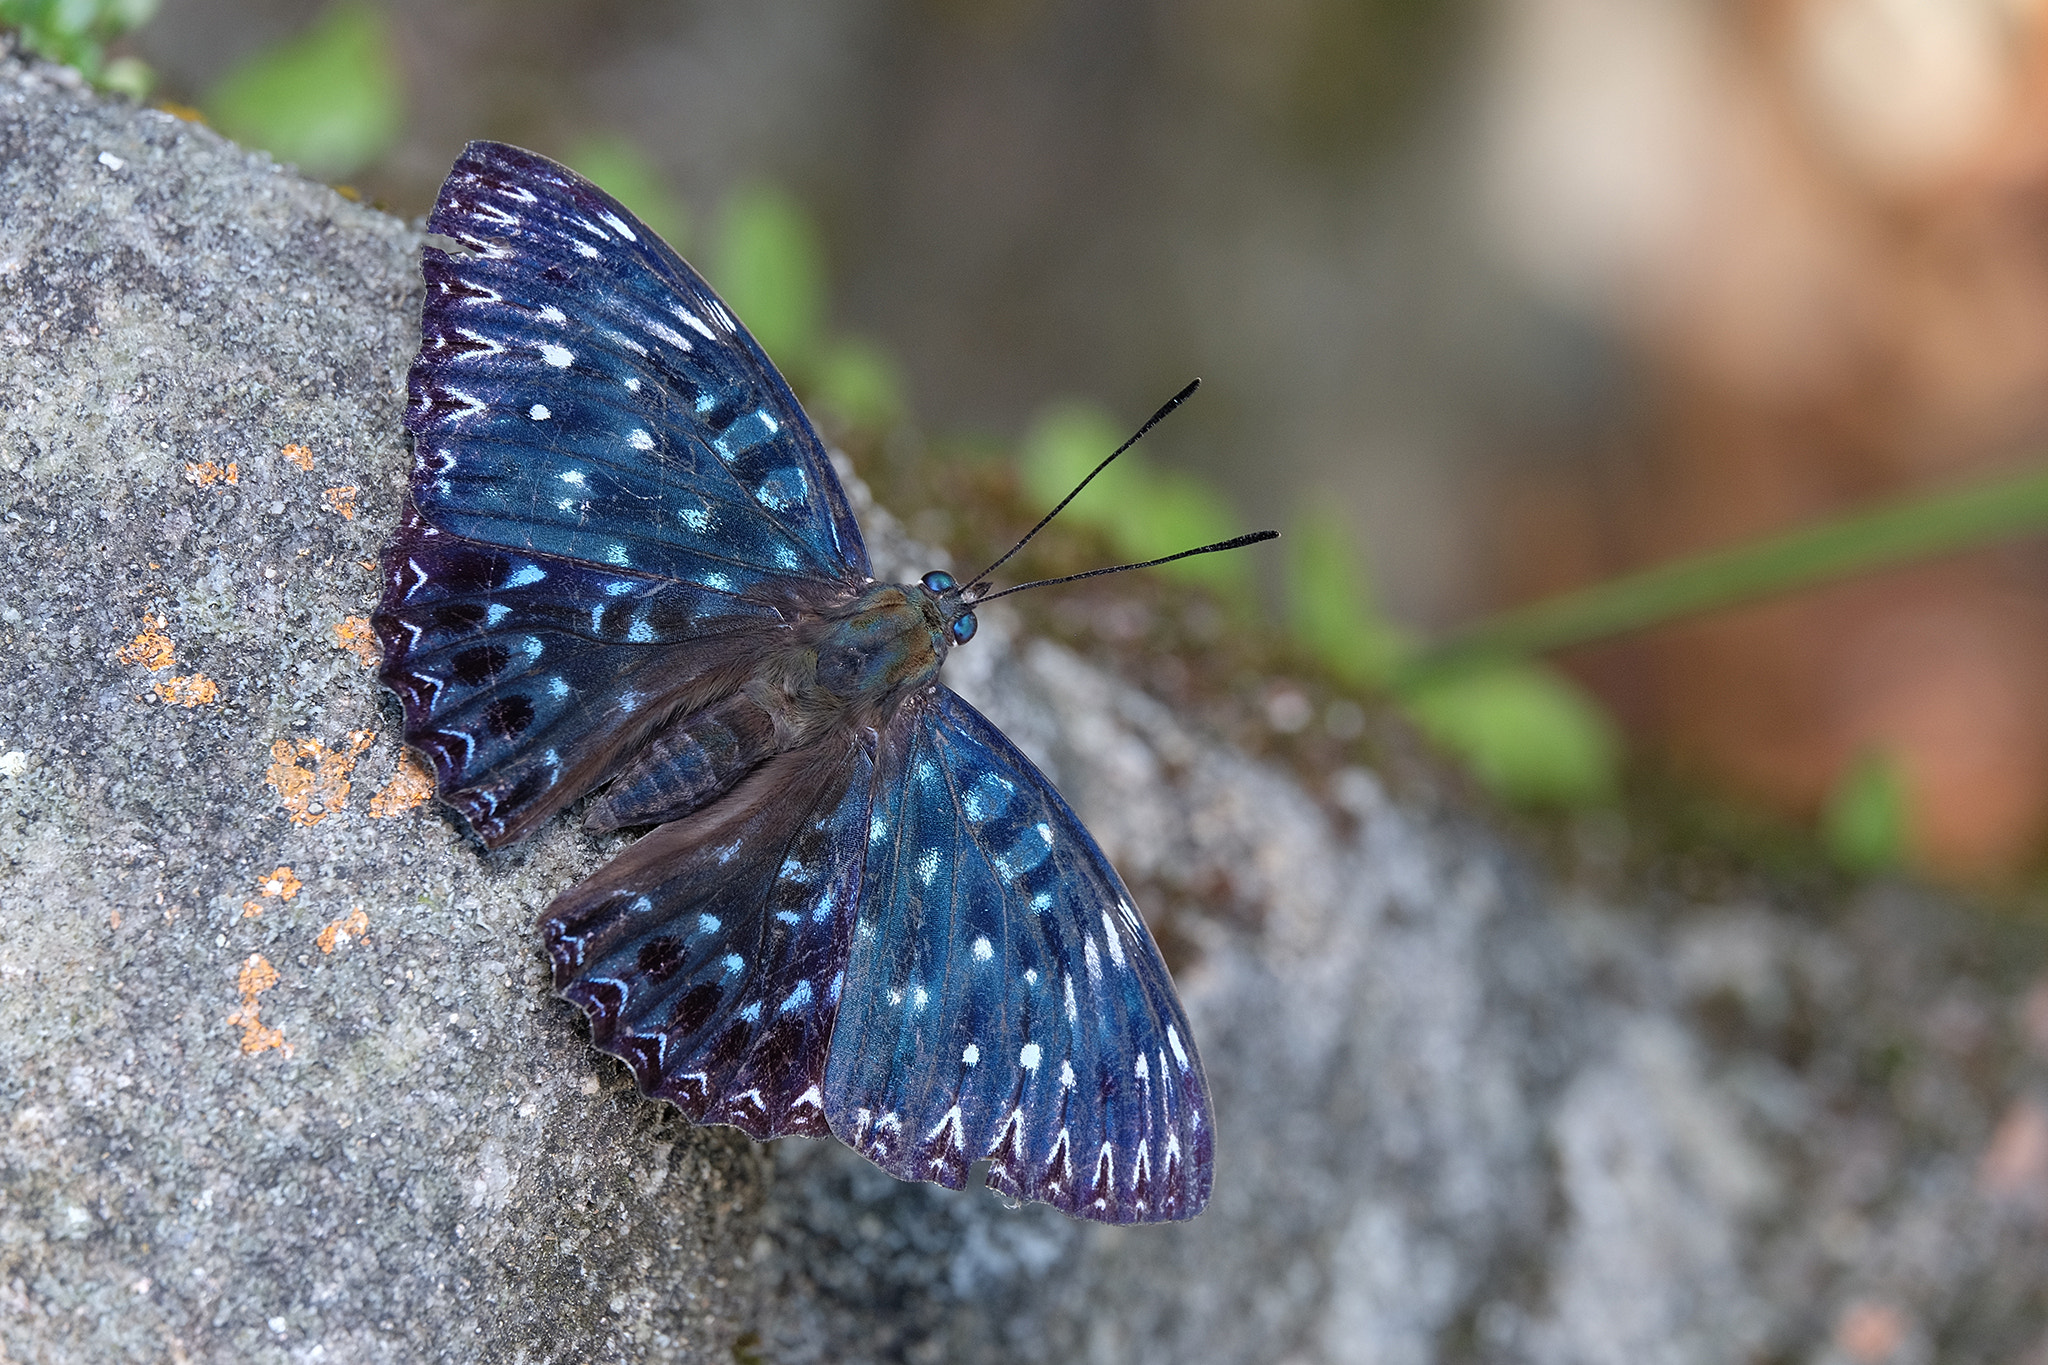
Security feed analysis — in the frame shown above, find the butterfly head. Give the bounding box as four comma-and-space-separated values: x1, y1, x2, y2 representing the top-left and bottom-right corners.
918, 570, 979, 646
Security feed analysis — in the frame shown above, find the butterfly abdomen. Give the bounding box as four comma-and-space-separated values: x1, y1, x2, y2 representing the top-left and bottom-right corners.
582, 691, 780, 833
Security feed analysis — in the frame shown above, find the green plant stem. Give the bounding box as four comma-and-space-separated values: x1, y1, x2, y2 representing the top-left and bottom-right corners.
1400, 465, 2048, 686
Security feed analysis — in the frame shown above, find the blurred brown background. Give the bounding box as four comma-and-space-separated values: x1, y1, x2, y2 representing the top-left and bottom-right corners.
129, 0, 2048, 881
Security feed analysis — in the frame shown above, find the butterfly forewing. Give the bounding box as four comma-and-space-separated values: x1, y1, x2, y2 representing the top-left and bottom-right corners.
412, 142, 867, 582
377, 141, 869, 846
823, 688, 1214, 1223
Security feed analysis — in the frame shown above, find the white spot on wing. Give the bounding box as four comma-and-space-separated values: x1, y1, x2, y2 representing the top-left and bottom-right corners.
1060, 1060, 1076, 1089
528, 404, 551, 421
971, 936, 993, 962
1101, 912, 1127, 969
962, 1043, 980, 1066
1084, 936, 1103, 983
539, 343, 574, 368
791, 1084, 823, 1113
626, 428, 654, 451
1019, 1042, 1042, 1071
777, 980, 813, 1013
1167, 1025, 1190, 1070
1064, 975, 1078, 1023
538, 305, 566, 324
597, 210, 638, 242
674, 305, 717, 341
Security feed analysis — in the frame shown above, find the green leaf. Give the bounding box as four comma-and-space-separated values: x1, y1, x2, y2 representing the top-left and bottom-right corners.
1285, 506, 1413, 686
711, 184, 825, 375
1018, 401, 1250, 594
204, 2, 402, 181
1821, 747, 1909, 874
1408, 463, 2048, 684
1, 0, 158, 86
1402, 661, 1621, 809
812, 338, 905, 431
566, 134, 688, 250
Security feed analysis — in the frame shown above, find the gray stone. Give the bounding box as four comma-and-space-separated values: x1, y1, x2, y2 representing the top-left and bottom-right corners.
6, 45, 2048, 1365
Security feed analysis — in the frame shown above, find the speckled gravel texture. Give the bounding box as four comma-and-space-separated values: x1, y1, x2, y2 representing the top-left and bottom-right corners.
9, 47, 2048, 1365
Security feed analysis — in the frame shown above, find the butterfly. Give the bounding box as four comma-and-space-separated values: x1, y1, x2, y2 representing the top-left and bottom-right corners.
372, 142, 1216, 1223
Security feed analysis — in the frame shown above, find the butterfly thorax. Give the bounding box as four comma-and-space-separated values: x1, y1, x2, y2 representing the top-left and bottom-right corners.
810, 580, 965, 707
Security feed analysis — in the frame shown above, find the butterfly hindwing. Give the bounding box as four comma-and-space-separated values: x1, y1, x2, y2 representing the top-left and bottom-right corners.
539, 739, 875, 1138
823, 687, 1214, 1223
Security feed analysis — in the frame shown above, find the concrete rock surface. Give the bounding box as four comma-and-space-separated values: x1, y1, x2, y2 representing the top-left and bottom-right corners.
5, 50, 2048, 1365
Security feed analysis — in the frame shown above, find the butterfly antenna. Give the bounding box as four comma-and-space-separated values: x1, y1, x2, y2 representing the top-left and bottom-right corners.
967, 530, 1278, 605
962, 378, 1203, 597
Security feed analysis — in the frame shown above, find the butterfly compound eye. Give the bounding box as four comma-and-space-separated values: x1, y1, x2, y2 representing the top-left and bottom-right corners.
921, 570, 955, 593
951, 613, 978, 645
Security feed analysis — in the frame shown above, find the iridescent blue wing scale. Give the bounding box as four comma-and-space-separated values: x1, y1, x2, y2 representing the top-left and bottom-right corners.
375, 141, 868, 845
540, 739, 874, 1138
823, 688, 1214, 1223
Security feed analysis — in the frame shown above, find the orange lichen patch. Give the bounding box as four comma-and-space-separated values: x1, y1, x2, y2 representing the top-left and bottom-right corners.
184, 460, 239, 487
323, 486, 359, 520
317, 907, 371, 954
258, 865, 303, 901
152, 673, 219, 707
281, 442, 315, 471
242, 901, 263, 919
369, 750, 435, 819
226, 953, 291, 1058
117, 614, 176, 671
265, 730, 376, 827
332, 615, 380, 667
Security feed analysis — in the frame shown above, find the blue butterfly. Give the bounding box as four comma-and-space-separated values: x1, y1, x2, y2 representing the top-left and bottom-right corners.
373, 142, 1213, 1223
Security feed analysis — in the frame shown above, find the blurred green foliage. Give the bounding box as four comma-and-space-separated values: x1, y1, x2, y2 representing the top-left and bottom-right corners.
1400, 662, 1621, 809
1285, 509, 1412, 686
712, 185, 827, 375
812, 337, 907, 432
1019, 403, 1248, 597
704, 182, 905, 431
204, 1, 401, 181
1822, 748, 1909, 874
0, 0, 156, 94
1285, 504, 1620, 808
567, 134, 689, 250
